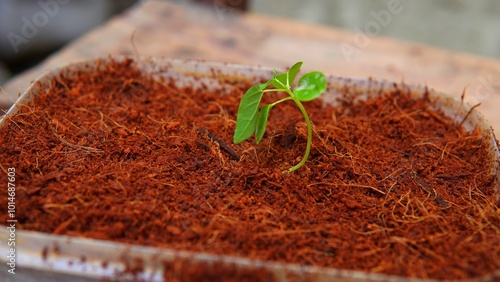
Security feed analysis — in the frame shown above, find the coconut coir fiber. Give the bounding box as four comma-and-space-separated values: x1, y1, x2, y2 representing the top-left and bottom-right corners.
0, 58, 499, 280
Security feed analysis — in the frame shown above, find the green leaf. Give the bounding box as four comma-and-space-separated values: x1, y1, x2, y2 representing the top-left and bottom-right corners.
287, 61, 303, 86
270, 62, 303, 90
271, 73, 288, 89
255, 104, 272, 144
233, 83, 267, 144
293, 71, 327, 101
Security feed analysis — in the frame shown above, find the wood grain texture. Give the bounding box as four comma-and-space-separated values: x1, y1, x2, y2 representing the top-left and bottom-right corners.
2, 0, 499, 131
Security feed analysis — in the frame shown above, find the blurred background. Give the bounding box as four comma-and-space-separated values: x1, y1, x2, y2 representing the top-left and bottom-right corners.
1, 0, 499, 86
0, 0, 137, 85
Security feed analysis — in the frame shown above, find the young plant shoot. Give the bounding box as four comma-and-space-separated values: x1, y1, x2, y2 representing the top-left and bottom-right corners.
233, 62, 327, 172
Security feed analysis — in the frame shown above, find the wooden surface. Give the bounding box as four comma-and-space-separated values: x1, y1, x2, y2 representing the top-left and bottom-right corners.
2, 0, 500, 132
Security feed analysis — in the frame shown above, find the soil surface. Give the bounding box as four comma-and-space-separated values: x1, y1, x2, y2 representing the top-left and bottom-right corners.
1, 58, 499, 280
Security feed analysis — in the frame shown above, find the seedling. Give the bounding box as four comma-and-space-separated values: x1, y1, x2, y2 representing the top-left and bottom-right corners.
233, 62, 327, 172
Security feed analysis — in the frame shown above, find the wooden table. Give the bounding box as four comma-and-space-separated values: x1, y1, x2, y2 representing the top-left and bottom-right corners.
2, 0, 500, 132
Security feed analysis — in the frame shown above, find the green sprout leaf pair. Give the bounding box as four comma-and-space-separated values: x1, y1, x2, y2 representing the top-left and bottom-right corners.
233, 62, 327, 172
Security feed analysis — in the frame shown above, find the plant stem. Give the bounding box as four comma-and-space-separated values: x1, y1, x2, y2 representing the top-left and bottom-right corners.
286, 97, 313, 173
270, 96, 292, 106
